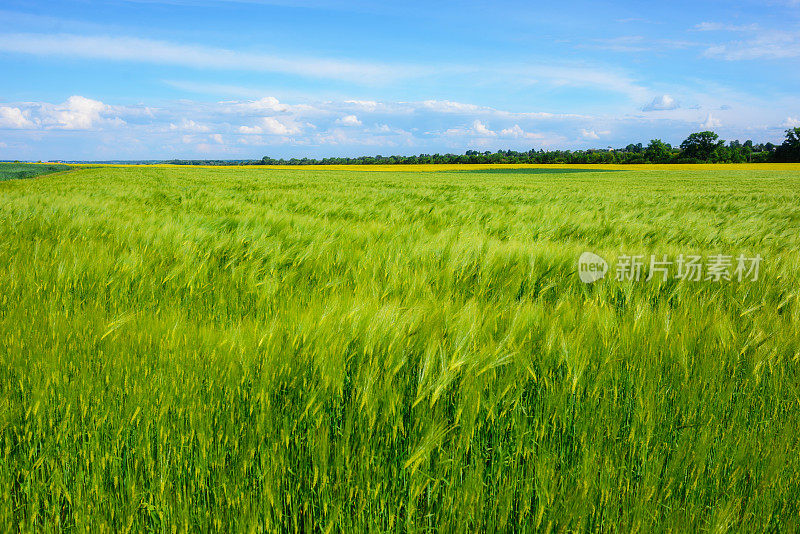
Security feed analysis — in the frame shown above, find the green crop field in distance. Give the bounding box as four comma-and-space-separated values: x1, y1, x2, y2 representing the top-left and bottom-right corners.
0, 163, 72, 182
1, 165, 799, 531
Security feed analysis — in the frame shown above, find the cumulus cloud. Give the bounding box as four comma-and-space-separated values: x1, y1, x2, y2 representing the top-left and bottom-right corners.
422, 100, 483, 114
0, 96, 125, 130
702, 114, 722, 128
344, 100, 380, 112
236, 116, 304, 136
0, 106, 34, 129
227, 96, 291, 114
1, 93, 789, 160
237, 125, 263, 134
499, 125, 525, 138
261, 117, 302, 135
472, 120, 496, 137
642, 95, 679, 112
43, 96, 119, 130
442, 120, 499, 138
498, 124, 546, 139
783, 117, 800, 128
336, 114, 362, 126
169, 118, 210, 132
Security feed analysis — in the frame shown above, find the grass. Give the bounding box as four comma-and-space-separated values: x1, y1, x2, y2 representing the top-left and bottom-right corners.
0, 164, 799, 531
0, 163, 72, 182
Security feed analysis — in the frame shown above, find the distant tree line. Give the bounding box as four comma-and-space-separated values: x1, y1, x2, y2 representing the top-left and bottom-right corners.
162, 128, 800, 166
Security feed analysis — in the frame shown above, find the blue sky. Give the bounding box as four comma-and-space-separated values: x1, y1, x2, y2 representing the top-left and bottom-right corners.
1, 0, 798, 160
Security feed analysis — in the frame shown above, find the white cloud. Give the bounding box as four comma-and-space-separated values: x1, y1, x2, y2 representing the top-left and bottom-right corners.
0, 32, 420, 84
499, 124, 525, 138
165, 80, 278, 99
344, 100, 380, 112
704, 30, 800, 60
472, 120, 496, 137
521, 65, 649, 101
498, 124, 545, 139
783, 117, 800, 128
694, 22, 760, 32
369, 124, 413, 138
169, 118, 210, 132
313, 129, 355, 146
238, 125, 263, 134
2, 93, 794, 160
422, 100, 482, 114
47, 96, 111, 129
12, 95, 125, 130
261, 116, 302, 135
195, 143, 217, 153
581, 129, 600, 140
591, 35, 651, 53
588, 35, 699, 54
702, 114, 722, 128
443, 119, 499, 138
642, 95, 679, 112
0, 106, 34, 129
237, 135, 266, 146
336, 114, 362, 126
228, 96, 290, 113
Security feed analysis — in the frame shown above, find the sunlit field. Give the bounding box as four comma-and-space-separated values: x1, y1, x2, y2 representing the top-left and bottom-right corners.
70, 162, 800, 171
1, 164, 800, 531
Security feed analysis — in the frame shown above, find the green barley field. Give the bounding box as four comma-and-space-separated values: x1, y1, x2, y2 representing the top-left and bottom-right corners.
1, 164, 799, 532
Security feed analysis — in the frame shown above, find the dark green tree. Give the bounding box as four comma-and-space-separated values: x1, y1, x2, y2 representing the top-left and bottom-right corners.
625, 143, 644, 153
774, 127, 800, 162
644, 139, 672, 163
680, 131, 724, 161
